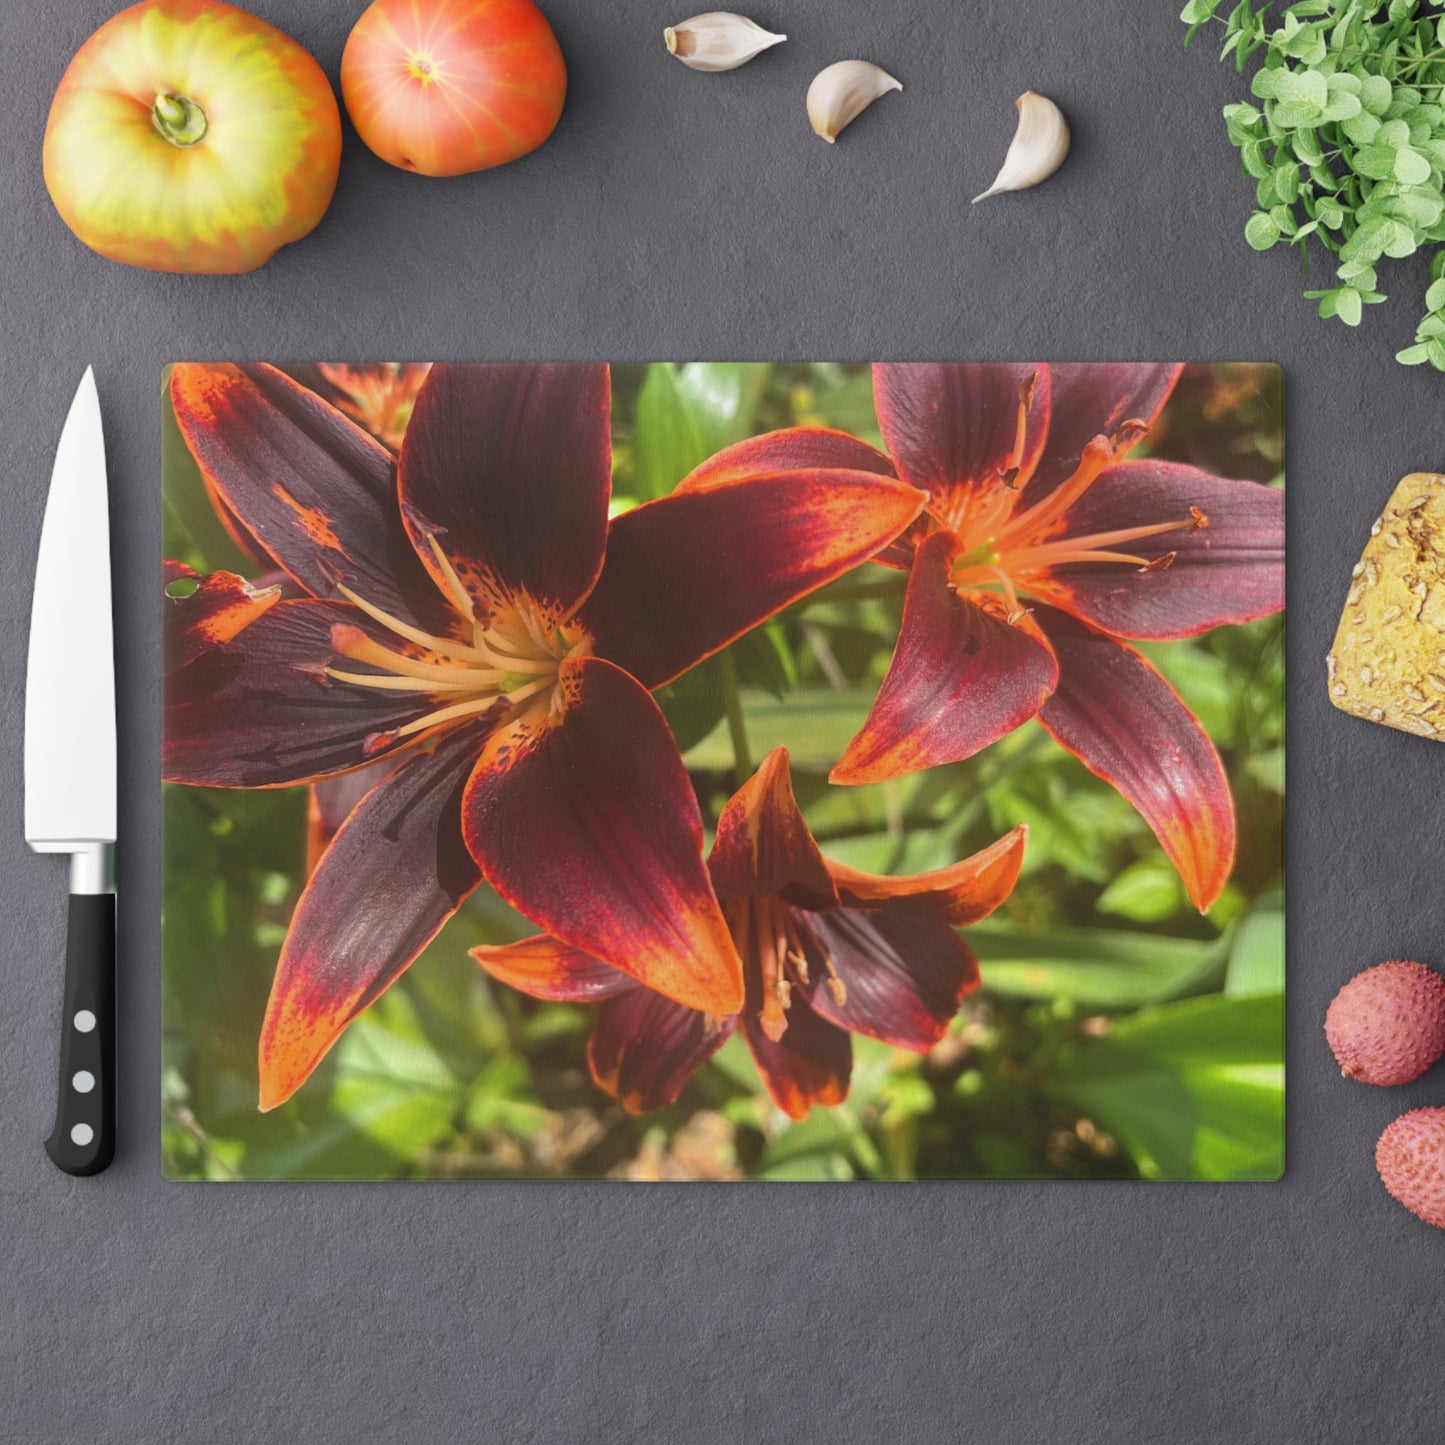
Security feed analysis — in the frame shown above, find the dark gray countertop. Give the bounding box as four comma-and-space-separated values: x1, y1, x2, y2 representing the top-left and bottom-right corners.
2, 0, 1437, 1439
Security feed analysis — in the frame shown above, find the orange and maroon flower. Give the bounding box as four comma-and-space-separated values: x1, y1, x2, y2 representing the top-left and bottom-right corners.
705, 364, 1284, 913
163, 363, 926, 1109
474, 748, 1025, 1119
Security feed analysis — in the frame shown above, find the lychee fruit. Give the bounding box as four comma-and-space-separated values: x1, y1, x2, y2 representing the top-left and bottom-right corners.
1324, 959, 1445, 1085
1377, 1108, 1445, 1229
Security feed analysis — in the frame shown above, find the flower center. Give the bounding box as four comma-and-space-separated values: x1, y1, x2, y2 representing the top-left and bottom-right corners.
723, 893, 845, 1042
937, 377, 1208, 618
324, 531, 589, 752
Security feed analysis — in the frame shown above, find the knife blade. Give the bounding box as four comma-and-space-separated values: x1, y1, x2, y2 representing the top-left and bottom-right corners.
24, 367, 117, 1177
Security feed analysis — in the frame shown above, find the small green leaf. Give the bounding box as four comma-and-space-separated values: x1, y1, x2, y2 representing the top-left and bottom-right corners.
1244, 211, 1281, 249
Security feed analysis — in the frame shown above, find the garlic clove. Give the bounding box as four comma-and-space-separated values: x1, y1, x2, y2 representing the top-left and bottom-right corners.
973, 91, 1071, 202
664, 13, 786, 72
806, 60, 902, 144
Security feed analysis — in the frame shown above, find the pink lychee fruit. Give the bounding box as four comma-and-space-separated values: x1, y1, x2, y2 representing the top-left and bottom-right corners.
1377, 1108, 1445, 1229
1324, 959, 1445, 1085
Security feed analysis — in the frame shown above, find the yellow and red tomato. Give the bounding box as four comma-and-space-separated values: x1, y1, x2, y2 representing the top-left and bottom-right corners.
44, 0, 342, 274
341, 0, 567, 177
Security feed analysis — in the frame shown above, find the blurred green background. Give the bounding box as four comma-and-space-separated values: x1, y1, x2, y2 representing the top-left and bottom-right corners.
162, 362, 1284, 1182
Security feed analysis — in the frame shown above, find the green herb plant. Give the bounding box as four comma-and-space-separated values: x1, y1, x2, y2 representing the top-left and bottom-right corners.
1183, 0, 1445, 370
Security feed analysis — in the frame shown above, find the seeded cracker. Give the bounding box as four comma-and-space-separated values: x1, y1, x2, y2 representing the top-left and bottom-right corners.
1328, 473, 1445, 738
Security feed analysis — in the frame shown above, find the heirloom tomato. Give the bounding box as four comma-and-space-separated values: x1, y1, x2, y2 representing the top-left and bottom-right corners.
341, 0, 567, 177
44, 0, 342, 274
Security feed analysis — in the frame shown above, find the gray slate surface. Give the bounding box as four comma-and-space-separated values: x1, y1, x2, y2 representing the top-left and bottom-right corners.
1, 0, 1438, 1439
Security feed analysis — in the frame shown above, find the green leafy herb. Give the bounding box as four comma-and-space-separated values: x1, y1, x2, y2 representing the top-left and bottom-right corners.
1184, 0, 1445, 370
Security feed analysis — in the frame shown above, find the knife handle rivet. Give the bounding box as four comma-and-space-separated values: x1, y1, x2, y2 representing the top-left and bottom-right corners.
69, 1123, 94, 1147
72, 1070, 95, 1093
73, 1009, 96, 1033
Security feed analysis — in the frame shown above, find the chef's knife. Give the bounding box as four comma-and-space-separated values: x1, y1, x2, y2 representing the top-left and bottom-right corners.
25, 368, 117, 1177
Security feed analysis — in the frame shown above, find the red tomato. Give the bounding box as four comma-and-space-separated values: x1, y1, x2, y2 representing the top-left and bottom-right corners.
341, 0, 567, 177
44, 0, 341, 274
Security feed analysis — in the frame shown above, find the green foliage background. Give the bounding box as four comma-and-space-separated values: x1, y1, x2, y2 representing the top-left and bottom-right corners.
162, 363, 1284, 1182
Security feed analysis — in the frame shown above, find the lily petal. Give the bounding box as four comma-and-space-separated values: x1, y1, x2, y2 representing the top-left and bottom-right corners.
257, 734, 481, 1110
398, 364, 612, 622
589, 990, 738, 1115
708, 747, 838, 909
583, 469, 926, 690
800, 906, 980, 1051
163, 561, 279, 672
742, 988, 851, 1122
163, 600, 442, 787
675, 427, 896, 492
1018, 363, 1183, 507
873, 362, 1052, 512
830, 531, 1059, 785
170, 364, 446, 628
306, 761, 397, 876
471, 934, 634, 1003
1033, 461, 1286, 639
461, 656, 744, 1015
1033, 605, 1236, 912
825, 823, 1027, 925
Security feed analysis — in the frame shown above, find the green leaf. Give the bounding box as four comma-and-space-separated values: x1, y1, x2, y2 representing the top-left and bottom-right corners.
1050, 994, 1284, 1180
971, 920, 1228, 1008
1397, 342, 1432, 364
632, 364, 708, 501
1096, 858, 1188, 923
1425, 277, 1445, 311
1360, 73, 1393, 116
682, 687, 876, 770
631, 362, 770, 502
1225, 909, 1285, 998
1394, 144, 1434, 184
1335, 285, 1364, 324
1244, 211, 1281, 249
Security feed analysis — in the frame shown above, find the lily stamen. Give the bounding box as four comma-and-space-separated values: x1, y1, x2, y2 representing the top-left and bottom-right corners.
422, 531, 476, 622
336, 583, 493, 664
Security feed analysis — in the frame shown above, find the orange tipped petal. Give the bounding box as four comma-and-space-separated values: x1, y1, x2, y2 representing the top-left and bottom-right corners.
258, 735, 481, 1111
709, 747, 838, 909
163, 560, 279, 672
825, 823, 1027, 926
1032, 605, 1236, 912
461, 656, 744, 1015
472, 934, 634, 1003
742, 987, 851, 1122
674, 426, 896, 492
830, 531, 1058, 785
169, 363, 446, 629
582, 468, 926, 690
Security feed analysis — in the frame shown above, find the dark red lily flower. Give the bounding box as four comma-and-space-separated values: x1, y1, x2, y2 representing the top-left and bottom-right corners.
701, 365, 1284, 912
163, 363, 925, 1109
474, 748, 1025, 1119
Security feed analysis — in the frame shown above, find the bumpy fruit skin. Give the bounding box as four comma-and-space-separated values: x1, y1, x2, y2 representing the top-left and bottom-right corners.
341, 0, 567, 177
1377, 1108, 1445, 1229
44, 0, 342, 274
1325, 959, 1445, 1086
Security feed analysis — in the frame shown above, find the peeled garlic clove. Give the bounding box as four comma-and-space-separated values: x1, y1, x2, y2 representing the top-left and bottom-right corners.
973, 91, 1071, 202
664, 13, 786, 72
807, 60, 902, 144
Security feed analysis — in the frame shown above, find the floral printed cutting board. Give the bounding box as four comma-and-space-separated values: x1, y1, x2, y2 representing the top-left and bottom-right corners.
161, 362, 1284, 1181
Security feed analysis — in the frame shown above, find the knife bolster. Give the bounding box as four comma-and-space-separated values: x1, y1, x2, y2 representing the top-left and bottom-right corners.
69, 842, 114, 896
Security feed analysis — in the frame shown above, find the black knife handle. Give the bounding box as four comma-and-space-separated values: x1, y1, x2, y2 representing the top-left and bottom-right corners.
44, 893, 115, 1176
